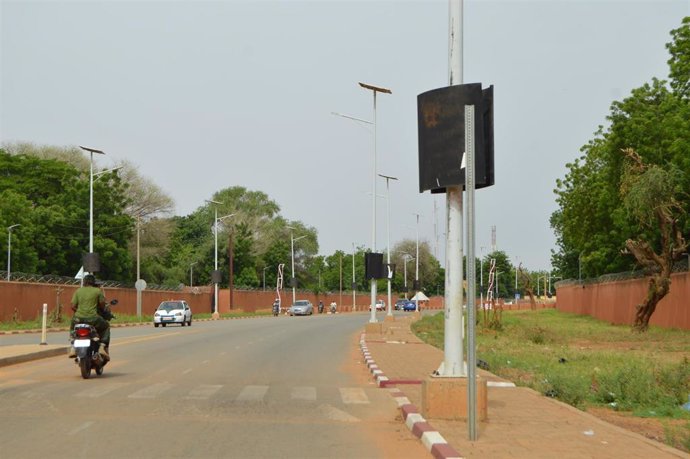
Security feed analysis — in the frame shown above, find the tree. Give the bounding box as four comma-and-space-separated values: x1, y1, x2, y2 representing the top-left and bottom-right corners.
390, 239, 441, 296
620, 149, 687, 331
551, 18, 690, 279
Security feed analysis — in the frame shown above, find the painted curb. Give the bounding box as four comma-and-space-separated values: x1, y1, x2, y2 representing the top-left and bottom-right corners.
359, 333, 464, 459
0, 346, 69, 368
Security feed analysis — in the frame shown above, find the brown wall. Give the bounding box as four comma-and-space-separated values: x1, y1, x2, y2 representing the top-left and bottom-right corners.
0, 281, 445, 321
555, 272, 690, 330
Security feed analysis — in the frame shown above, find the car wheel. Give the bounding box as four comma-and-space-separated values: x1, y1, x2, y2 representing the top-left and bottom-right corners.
154, 323, 159, 328
188, 317, 193, 326
181, 320, 185, 327
162, 323, 166, 327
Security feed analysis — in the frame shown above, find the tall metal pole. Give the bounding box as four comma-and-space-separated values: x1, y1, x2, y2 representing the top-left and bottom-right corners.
352, 243, 356, 310
465, 104, 478, 441
136, 215, 141, 282
7, 224, 20, 281
190, 262, 197, 288
439, 0, 466, 378
359, 82, 391, 324
380, 174, 398, 317
291, 233, 296, 305
214, 206, 219, 317
79, 146, 105, 274
414, 213, 420, 312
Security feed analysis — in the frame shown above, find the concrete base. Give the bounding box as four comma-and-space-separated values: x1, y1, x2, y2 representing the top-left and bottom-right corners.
212, 311, 220, 320
422, 375, 488, 420
384, 315, 396, 323
365, 323, 383, 335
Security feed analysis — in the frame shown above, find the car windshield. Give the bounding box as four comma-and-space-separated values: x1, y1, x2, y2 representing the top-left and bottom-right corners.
294, 301, 309, 306
158, 301, 183, 311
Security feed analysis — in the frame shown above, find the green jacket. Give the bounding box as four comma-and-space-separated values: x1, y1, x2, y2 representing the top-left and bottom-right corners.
71, 286, 105, 319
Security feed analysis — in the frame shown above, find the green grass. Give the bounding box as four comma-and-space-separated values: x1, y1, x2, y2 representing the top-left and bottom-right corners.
412, 309, 690, 419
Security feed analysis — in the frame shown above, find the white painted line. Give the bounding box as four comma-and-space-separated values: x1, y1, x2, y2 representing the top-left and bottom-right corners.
406, 413, 425, 430
317, 404, 360, 422
128, 382, 173, 399
201, 360, 210, 365
291, 386, 317, 401
372, 369, 383, 376
182, 368, 192, 375
236, 385, 269, 402
376, 375, 389, 387
185, 384, 223, 400
421, 431, 447, 451
75, 382, 127, 398
487, 381, 516, 388
339, 387, 370, 404
69, 421, 94, 435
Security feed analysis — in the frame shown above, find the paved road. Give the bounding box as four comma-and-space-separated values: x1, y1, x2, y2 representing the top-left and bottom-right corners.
0, 314, 425, 458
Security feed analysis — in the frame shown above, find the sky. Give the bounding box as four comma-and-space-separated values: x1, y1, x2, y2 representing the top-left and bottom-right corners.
2, 0, 689, 271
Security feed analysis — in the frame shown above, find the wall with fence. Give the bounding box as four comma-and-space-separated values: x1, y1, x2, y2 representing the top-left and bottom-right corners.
555, 271, 690, 330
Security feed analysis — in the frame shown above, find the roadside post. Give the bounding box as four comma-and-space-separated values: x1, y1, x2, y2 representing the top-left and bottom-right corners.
40, 303, 48, 345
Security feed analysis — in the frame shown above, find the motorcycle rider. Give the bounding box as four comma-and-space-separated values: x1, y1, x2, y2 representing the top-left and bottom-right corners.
272, 298, 280, 315
318, 301, 324, 314
68, 274, 110, 359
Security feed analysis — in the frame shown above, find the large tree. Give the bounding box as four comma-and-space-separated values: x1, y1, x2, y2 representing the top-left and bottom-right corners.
551, 17, 690, 280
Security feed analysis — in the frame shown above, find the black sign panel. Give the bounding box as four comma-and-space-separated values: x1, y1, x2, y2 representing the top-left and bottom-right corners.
417, 83, 494, 193
364, 252, 384, 280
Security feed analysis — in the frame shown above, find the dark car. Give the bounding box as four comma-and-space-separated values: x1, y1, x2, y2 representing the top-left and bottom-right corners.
395, 299, 407, 310
403, 300, 417, 311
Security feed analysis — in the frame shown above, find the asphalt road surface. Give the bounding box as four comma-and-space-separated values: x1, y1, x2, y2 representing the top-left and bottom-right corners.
0, 313, 426, 458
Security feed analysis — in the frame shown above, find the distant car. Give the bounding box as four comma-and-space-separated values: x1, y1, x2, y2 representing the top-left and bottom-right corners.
154, 300, 192, 327
369, 299, 385, 311
395, 299, 407, 310
289, 300, 314, 316
403, 300, 417, 312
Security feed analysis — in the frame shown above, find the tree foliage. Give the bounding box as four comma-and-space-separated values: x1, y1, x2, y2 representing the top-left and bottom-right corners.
551, 17, 690, 280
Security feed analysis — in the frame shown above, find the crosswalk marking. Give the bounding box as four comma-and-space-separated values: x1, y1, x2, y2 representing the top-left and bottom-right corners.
235, 385, 269, 402
75, 382, 127, 398
339, 387, 369, 404
291, 386, 317, 401
185, 384, 223, 400
128, 382, 173, 399
317, 404, 360, 422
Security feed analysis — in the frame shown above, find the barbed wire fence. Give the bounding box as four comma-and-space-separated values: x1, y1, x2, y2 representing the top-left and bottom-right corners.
554, 259, 690, 289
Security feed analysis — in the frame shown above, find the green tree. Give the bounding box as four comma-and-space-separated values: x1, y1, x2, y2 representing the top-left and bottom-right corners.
551, 18, 690, 279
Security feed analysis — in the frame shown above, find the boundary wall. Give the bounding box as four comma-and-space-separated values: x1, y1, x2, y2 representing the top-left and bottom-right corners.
555, 271, 690, 330
0, 281, 445, 321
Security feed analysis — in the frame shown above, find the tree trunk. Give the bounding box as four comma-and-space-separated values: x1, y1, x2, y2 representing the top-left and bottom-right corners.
633, 273, 671, 332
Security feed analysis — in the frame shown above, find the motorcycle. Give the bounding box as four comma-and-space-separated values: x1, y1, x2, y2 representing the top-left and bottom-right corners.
318, 302, 324, 314
330, 302, 337, 314
71, 299, 117, 379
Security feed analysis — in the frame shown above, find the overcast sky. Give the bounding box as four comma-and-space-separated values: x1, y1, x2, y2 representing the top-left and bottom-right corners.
2, 0, 689, 271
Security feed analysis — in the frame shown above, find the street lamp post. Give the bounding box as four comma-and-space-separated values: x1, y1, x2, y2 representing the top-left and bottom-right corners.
287, 226, 307, 305
79, 146, 105, 268
400, 252, 414, 299
6, 224, 20, 281
205, 200, 233, 319
360, 82, 392, 324
379, 173, 398, 317
263, 266, 269, 291
352, 243, 357, 310
190, 262, 197, 288
413, 213, 421, 312
479, 246, 486, 309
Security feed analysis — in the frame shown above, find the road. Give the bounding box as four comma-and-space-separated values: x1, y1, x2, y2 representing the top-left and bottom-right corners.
0, 313, 426, 458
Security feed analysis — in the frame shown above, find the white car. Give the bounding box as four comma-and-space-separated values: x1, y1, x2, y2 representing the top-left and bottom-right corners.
154, 300, 192, 327
369, 299, 386, 311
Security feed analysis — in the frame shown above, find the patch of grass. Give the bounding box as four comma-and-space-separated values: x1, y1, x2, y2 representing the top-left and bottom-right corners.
412, 309, 690, 429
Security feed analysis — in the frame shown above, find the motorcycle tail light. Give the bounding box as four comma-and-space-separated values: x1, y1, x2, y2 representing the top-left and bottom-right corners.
76, 328, 90, 338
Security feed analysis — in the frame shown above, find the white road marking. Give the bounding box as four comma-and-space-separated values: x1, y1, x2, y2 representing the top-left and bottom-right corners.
317, 404, 360, 422
339, 387, 369, 404
201, 360, 210, 365
75, 382, 127, 398
235, 385, 268, 402
69, 421, 94, 435
182, 368, 192, 375
291, 386, 316, 401
127, 382, 173, 399
185, 384, 223, 400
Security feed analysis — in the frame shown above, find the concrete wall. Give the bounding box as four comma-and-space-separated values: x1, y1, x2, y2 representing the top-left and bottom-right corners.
0, 281, 445, 321
555, 272, 690, 330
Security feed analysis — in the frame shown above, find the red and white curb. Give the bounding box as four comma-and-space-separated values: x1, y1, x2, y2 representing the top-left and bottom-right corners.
359, 334, 464, 459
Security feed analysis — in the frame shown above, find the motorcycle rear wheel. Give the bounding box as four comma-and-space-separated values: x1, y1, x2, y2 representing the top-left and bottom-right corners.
79, 358, 91, 379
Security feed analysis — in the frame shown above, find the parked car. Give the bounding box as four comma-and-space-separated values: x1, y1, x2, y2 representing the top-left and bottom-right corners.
289, 300, 314, 316
154, 300, 192, 327
395, 299, 407, 310
369, 299, 385, 311
403, 300, 417, 312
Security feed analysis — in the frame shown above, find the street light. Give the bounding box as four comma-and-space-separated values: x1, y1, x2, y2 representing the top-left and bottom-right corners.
79, 145, 105, 271
352, 243, 357, 310
480, 246, 486, 309
205, 199, 232, 319
413, 212, 421, 312
190, 262, 197, 288
287, 226, 307, 305
6, 224, 20, 281
379, 173, 398, 317
263, 266, 270, 291
400, 252, 414, 299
